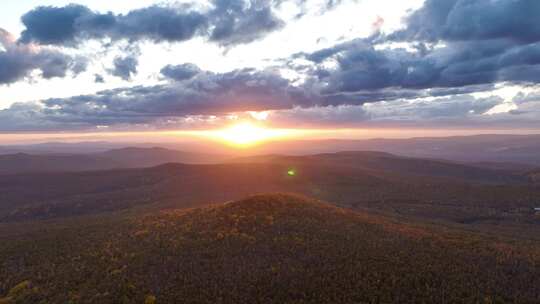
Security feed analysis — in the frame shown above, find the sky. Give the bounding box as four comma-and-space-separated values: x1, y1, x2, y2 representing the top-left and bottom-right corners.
1, 0, 540, 140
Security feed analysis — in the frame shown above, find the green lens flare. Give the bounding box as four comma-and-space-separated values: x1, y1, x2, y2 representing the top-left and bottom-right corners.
287, 170, 296, 176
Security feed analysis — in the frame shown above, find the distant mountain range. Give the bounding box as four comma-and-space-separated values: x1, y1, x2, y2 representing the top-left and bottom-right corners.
245, 134, 540, 165
0, 147, 226, 174
4, 133, 540, 165
2, 134, 540, 174
98, 147, 226, 166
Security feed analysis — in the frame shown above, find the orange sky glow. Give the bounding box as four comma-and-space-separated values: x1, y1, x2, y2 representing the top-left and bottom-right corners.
1, 124, 539, 146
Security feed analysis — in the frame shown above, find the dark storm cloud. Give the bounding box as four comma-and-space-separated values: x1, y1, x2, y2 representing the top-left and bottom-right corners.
19, 1, 286, 47
111, 56, 138, 80
0, 28, 86, 85
161, 63, 202, 81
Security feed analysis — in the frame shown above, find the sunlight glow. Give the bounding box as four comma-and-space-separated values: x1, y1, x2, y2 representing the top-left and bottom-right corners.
213, 122, 291, 147
4, 128, 540, 146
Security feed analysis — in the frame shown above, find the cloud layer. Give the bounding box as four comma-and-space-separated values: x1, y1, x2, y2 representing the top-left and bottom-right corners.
0, 67, 314, 130
1, 0, 540, 131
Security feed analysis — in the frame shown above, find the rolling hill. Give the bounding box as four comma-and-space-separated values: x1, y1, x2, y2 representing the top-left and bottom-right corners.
233, 151, 529, 184
1, 194, 539, 303
1, 152, 539, 240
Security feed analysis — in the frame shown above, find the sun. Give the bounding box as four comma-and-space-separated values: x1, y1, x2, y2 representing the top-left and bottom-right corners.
214, 122, 288, 147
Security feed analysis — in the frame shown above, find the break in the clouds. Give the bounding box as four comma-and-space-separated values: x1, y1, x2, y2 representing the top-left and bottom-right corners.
1, 0, 540, 131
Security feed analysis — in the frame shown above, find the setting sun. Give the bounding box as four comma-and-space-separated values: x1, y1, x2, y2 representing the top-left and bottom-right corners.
213, 122, 290, 147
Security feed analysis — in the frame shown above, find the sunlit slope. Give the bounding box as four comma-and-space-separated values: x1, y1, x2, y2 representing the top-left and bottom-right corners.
1, 194, 539, 303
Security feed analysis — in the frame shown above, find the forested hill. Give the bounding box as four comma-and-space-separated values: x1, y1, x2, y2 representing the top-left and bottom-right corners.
1, 194, 539, 303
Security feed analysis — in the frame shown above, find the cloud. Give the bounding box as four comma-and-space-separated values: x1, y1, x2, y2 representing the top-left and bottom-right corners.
19, 4, 206, 46
300, 39, 540, 95
0, 54, 521, 131
20, 4, 97, 45
110, 56, 138, 80
267, 104, 370, 127
5, 87, 538, 131
0, 28, 86, 85
94, 74, 105, 83
277, 0, 350, 19
208, 0, 284, 46
161, 63, 201, 81
351, 0, 540, 92
0, 68, 316, 130
265, 94, 527, 129
296, 1, 540, 95
366, 95, 502, 121
389, 0, 540, 43
19, 1, 286, 47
